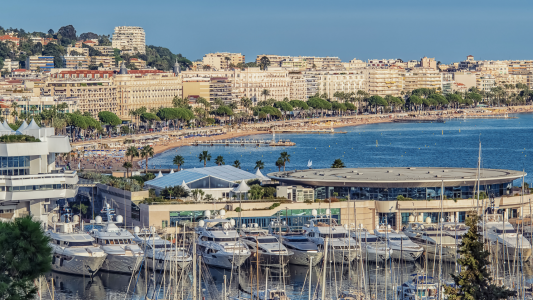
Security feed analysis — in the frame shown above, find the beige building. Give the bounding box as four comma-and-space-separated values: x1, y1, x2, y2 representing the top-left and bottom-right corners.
420, 57, 437, 69
1, 59, 19, 72
93, 46, 115, 56
66, 46, 89, 56
476, 60, 508, 76
454, 71, 477, 89
343, 58, 366, 70
129, 58, 147, 69
183, 78, 210, 100
255, 55, 343, 70
90, 56, 114, 69
288, 71, 307, 100
306, 70, 366, 100
281, 58, 307, 71
255, 55, 291, 67
366, 68, 404, 97
112, 26, 146, 55
508, 60, 533, 75
202, 52, 245, 70
62, 55, 90, 69
476, 74, 495, 92
495, 73, 528, 87
403, 68, 442, 92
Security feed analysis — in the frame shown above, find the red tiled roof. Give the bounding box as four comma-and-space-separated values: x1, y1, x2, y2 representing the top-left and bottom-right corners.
6, 80, 22, 84
128, 70, 164, 74
83, 40, 95, 43
12, 69, 27, 72
0, 35, 19, 41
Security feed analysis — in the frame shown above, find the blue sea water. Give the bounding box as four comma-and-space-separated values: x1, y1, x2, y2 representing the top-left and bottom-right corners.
149, 113, 533, 184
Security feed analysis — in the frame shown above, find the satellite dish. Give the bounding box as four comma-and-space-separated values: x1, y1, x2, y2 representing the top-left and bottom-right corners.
116, 215, 123, 223
95, 216, 102, 224
134, 226, 140, 233
325, 209, 331, 216
204, 210, 211, 218
199, 220, 205, 227
219, 209, 226, 217
230, 219, 235, 226
312, 209, 318, 217
73, 215, 80, 223
242, 224, 247, 228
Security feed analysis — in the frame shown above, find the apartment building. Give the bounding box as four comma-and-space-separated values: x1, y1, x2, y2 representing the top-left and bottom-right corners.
288, 71, 307, 100
90, 56, 114, 69
343, 58, 366, 70
454, 71, 477, 89
25, 56, 54, 71
494, 74, 528, 87
403, 68, 442, 92
366, 67, 403, 97
476, 74, 495, 92
1, 59, 19, 72
255, 55, 291, 67
114, 70, 181, 117
183, 78, 210, 100
508, 60, 533, 75
93, 46, 115, 56
112, 26, 146, 55
420, 57, 437, 69
66, 46, 89, 56
202, 52, 245, 70
0, 35, 20, 48
129, 58, 147, 69
459, 55, 476, 70
281, 58, 307, 71
475, 60, 508, 76
303, 56, 343, 70
367, 59, 402, 68
61, 55, 90, 69
305, 70, 366, 100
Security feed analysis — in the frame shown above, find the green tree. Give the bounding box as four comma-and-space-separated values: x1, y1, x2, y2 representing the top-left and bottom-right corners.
233, 160, 241, 169
275, 158, 284, 171
215, 155, 225, 166
331, 158, 346, 168
173, 155, 185, 171
255, 160, 265, 170
198, 150, 211, 167
250, 184, 265, 200
279, 151, 290, 171
259, 56, 271, 70
191, 189, 205, 202
126, 146, 139, 164
122, 161, 133, 177
261, 89, 270, 101
0, 216, 52, 300
140, 145, 154, 174
444, 212, 516, 300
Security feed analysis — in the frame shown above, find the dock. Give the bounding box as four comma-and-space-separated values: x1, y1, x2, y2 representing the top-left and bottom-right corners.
393, 118, 446, 123
271, 129, 347, 134
190, 138, 295, 147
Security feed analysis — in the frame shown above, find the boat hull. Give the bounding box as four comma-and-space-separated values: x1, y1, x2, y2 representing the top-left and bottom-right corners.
201, 252, 250, 269
101, 254, 143, 274
248, 252, 291, 268
146, 257, 191, 271
328, 249, 359, 264
390, 248, 423, 262
51, 254, 107, 276
288, 250, 323, 266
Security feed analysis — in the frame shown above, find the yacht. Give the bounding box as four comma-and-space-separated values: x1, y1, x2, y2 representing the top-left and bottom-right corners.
47, 210, 107, 276
403, 222, 460, 262
374, 225, 423, 262
301, 211, 359, 264
396, 274, 440, 300
89, 204, 144, 274
484, 213, 532, 261
351, 229, 392, 262
240, 224, 293, 268
132, 227, 192, 271
268, 220, 323, 266
195, 210, 251, 269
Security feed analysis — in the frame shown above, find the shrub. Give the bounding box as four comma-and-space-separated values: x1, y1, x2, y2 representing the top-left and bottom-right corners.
0, 134, 41, 143
268, 202, 281, 210
235, 207, 242, 212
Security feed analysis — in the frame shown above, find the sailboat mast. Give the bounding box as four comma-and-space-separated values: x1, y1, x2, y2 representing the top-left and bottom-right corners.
476, 141, 481, 213
321, 237, 328, 300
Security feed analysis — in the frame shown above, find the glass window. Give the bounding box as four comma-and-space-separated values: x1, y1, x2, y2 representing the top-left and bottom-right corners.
18, 157, 24, 167
1, 157, 6, 168
8, 157, 13, 168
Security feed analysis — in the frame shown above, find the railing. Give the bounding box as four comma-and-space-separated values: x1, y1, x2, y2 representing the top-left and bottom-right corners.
3, 171, 77, 181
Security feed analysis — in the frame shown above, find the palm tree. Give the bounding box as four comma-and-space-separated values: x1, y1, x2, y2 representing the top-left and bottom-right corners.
173, 155, 185, 171
233, 160, 241, 169
215, 155, 225, 166
140, 145, 154, 174
30, 105, 37, 116
275, 158, 284, 171
198, 151, 211, 167
11, 102, 18, 122
255, 160, 264, 170
122, 161, 133, 177
331, 159, 346, 168
279, 151, 290, 171
261, 89, 270, 101
125, 146, 139, 164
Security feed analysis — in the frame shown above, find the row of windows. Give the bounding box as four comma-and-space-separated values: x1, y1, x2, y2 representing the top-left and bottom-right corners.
0, 184, 75, 192
0, 156, 30, 169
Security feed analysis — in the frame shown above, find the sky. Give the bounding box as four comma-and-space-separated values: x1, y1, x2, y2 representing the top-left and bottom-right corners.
3, 0, 533, 64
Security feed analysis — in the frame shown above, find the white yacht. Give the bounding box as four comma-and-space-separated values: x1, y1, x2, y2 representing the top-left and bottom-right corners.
484, 213, 532, 261
195, 210, 251, 269
89, 204, 144, 274
351, 229, 392, 262
240, 224, 293, 268
301, 211, 359, 264
403, 222, 460, 262
268, 220, 323, 266
374, 224, 423, 262
47, 211, 106, 276
396, 274, 440, 300
133, 227, 192, 271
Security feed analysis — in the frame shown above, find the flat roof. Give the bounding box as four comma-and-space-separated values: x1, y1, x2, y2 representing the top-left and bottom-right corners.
267, 167, 526, 188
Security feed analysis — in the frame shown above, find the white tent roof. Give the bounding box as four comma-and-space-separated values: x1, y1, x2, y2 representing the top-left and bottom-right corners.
0, 121, 10, 132
181, 180, 190, 191
2, 120, 13, 132
170, 169, 174, 174
25, 119, 40, 130
17, 120, 28, 131
255, 168, 268, 180
232, 179, 250, 193
156, 171, 163, 178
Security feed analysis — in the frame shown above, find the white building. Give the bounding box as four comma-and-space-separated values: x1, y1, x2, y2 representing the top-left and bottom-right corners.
112, 26, 146, 55
0, 120, 75, 224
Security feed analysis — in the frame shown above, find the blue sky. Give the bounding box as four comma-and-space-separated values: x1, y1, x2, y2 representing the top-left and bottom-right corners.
3, 0, 532, 63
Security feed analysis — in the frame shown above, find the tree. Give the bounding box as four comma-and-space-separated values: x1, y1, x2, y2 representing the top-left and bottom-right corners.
250, 184, 265, 200
122, 161, 133, 177
261, 89, 270, 101
279, 151, 290, 171
259, 56, 271, 70
331, 159, 346, 168
191, 189, 205, 202
275, 158, 284, 171
140, 145, 154, 174
255, 160, 265, 170
57, 25, 77, 40
198, 150, 211, 167
444, 212, 516, 300
233, 160, 241, 169
126, 146, 139, 164
0, 216, 52, 300
173, 155, 184, 171
215, 155, 225, 166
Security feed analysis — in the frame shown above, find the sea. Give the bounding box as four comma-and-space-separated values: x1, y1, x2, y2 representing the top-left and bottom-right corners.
43, 113, 533, 300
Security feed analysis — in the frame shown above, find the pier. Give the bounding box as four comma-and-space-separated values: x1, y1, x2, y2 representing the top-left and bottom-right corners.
189, 138, 295, 147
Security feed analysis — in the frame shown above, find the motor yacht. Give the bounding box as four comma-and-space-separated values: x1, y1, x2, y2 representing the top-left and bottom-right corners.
89, 204, 143, 274
301, 210, 359, 264
268, 220, 323, 266
403, 221, 460, 262
132, 227, 192, 271
47, 208, 106, 276
396, 274, 440, 300
484, 213, 532, 262
240, 224, 293, 268
350, 229, 392, 262
374, 224, 423, 262
195, 209, 251, 269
